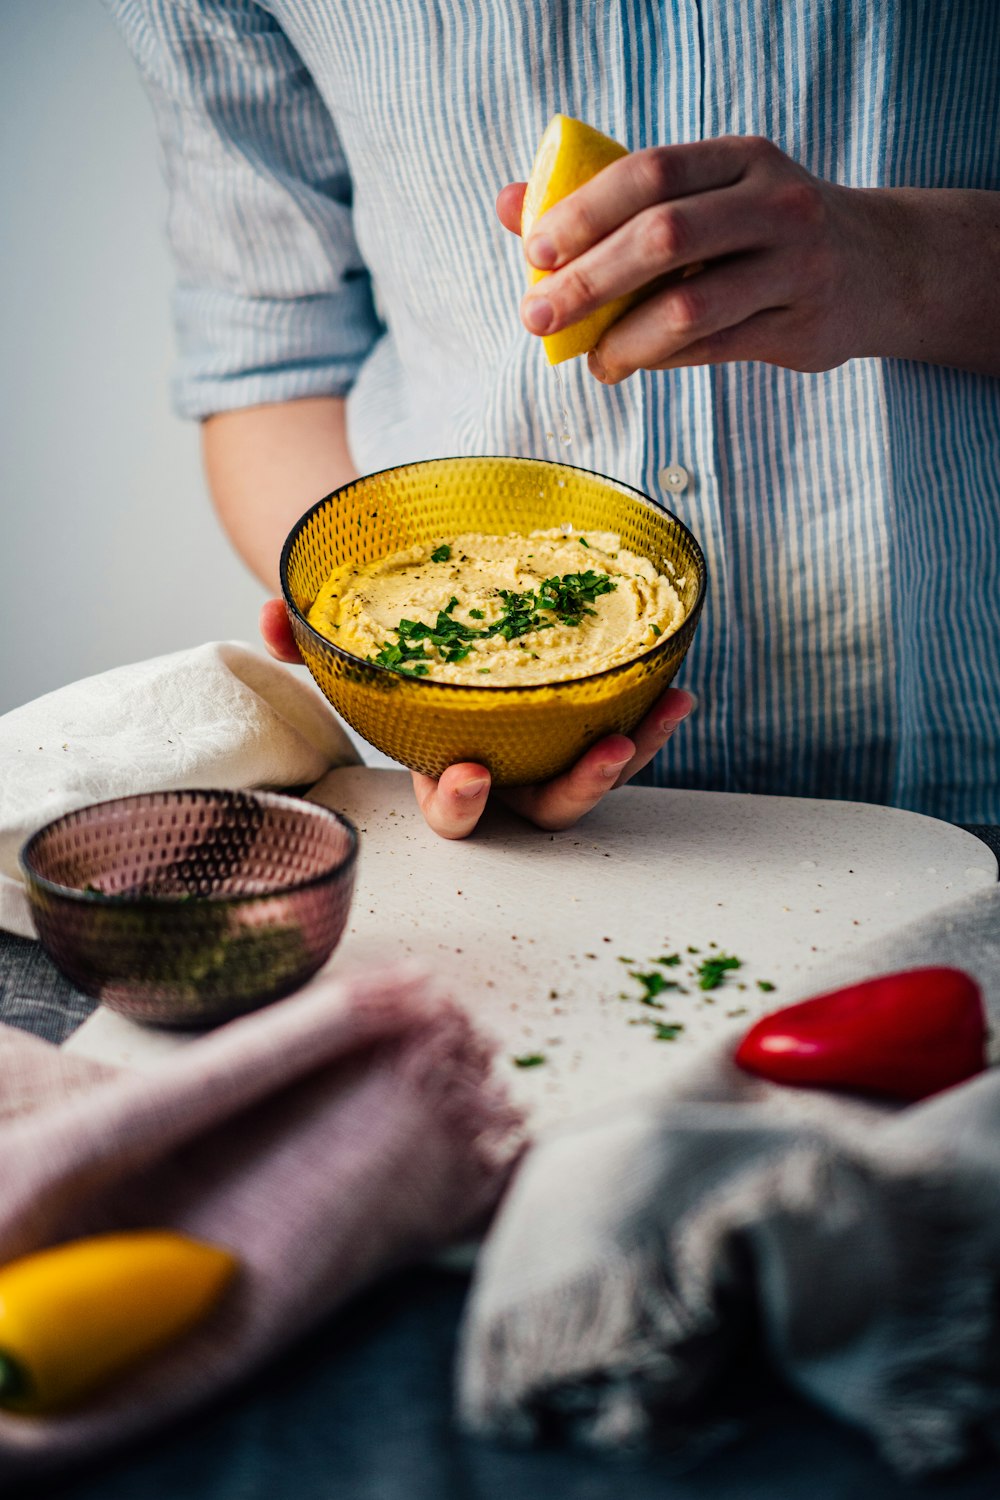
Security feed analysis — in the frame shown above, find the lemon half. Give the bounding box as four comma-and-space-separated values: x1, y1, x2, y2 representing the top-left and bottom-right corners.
521, 114, 637, 365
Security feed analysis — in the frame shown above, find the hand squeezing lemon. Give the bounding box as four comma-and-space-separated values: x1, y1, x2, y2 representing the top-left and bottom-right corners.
521, 115, 638, 364
514, 114, 703, 369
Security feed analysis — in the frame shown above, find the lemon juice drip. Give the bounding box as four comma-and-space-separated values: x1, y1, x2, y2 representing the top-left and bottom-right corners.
551, 365, 573, 448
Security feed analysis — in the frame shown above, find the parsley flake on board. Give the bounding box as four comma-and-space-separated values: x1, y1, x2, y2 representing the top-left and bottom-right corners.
512, 1053, 547, 1069
431, 544, 452, 562
757, 979, 776, 992
630, 970, 680, 1004
696, 953, 742, 990
651, 1022, 684, 1042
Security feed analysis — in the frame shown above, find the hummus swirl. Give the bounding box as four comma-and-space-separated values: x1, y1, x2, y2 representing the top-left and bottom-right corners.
306, 528, 685, 686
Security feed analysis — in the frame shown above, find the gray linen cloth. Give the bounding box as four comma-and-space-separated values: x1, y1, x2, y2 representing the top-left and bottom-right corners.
458, 881, 1000, 1476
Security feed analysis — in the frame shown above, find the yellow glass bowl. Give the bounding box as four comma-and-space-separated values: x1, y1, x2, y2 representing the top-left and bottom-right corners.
280, 456, 706, 786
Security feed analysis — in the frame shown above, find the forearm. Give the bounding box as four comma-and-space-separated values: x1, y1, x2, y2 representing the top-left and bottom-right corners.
857, 188, 1000, 377
202, 397, 359, 591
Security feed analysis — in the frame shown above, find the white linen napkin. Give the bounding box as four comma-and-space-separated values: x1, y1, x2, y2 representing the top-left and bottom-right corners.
0, 643, 358, 938
458, 881, 1000, 1476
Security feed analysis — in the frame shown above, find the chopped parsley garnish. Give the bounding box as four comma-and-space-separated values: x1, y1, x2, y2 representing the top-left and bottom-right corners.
756, 979, 776, 992
578, 536, 590, 547
369, 565, 619, 673
696, 953, 742, 990
651, 1022, 684, 1041
535, 570, 616, 624
512, 1053, 547, 1068
655, 953, 682, 967
369, 638, 432, 676
431, 544, 452, 562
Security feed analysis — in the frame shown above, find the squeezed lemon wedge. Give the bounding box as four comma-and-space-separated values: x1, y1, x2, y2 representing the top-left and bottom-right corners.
521, 114, 636, 365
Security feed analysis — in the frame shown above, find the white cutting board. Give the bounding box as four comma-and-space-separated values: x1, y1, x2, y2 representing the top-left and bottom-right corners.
65, 770, 997, 1128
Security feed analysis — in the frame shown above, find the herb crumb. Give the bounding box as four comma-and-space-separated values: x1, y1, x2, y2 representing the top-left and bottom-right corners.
696, 953, 742, 991
630, 970, 673, 1002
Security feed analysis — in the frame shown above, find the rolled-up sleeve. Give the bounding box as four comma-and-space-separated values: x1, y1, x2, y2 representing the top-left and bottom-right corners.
106, 0, 380, 419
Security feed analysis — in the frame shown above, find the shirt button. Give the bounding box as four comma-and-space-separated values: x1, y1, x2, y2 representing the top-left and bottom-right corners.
659, 463, 689, 494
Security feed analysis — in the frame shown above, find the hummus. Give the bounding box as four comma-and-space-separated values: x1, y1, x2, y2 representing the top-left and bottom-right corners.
306, 528, 685, 686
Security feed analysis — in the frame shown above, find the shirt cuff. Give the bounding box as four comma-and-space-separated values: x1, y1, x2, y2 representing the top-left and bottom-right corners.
171, 278, 381, 420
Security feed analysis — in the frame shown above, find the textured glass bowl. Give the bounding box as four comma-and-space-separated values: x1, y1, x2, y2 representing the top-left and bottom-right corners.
20, 790, 358, 1028
280, 456, 706, 785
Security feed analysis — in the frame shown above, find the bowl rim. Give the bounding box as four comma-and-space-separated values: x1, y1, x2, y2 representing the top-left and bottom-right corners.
279, 454, 707, 695
19, 788, 359, 908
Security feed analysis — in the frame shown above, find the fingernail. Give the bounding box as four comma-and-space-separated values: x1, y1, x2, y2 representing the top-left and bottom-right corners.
599, 756, 632, 780
523, 296, 554, 333
527, 234, 557, 269
588, 350, 607, 381
455, 777, 489, 799
659, 700, 697, 734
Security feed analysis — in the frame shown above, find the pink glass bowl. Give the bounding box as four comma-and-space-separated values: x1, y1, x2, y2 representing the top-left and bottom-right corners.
20, 789, 358, 1028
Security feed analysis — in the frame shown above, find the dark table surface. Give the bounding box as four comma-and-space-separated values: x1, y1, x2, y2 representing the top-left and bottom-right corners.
4, 822, 1000, 1499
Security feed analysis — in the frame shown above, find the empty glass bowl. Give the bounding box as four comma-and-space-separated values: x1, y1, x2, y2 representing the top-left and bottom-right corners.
20, 789, 358, 1027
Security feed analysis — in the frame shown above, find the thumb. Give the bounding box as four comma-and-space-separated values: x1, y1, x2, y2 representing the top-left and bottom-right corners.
496, 182, 527, 236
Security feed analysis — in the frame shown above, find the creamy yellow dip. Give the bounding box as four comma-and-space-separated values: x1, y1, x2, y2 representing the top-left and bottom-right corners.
306, 528, 685, 686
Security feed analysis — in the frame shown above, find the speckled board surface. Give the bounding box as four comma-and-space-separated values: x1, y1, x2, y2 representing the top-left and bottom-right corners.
65, 769, 998, 1128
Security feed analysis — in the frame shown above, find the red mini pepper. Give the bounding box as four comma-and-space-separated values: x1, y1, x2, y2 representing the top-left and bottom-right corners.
734, 966, 987, 1101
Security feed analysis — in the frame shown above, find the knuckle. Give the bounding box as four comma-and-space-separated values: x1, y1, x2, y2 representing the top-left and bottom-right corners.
634, 145, 677, 200
743, 134, 780, 169
667, 283, 707, 340
562, 259, 601, 311
639, 204, 688, 264
564, 194, 600, 246
773, 177, 826, 228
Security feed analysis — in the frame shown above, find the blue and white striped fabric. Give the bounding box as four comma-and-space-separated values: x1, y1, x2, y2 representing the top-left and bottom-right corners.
107, 0, 1000, 822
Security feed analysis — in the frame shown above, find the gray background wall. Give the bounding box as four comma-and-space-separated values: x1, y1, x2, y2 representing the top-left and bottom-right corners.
1, 2, 266, 715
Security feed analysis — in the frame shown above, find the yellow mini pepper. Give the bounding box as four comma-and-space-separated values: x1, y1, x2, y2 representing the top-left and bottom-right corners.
0, 1229, 238, 1414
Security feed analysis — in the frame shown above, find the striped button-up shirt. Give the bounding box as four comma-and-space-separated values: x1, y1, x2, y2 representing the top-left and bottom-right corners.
108, 0, 1000, 822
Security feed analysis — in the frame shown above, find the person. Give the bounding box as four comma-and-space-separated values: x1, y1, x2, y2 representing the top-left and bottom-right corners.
106, 1, 1000, 840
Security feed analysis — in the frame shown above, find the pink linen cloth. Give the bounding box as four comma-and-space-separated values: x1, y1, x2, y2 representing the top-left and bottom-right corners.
0, 962, 523, 1483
